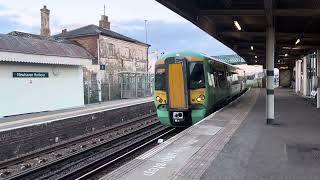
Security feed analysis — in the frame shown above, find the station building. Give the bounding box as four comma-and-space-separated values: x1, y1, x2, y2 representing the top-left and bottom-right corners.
51, 6, 151, 102
0, 34, 92, 117
53, 13, 150, 81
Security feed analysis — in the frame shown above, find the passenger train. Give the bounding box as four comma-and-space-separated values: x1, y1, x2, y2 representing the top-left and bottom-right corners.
154, 51, 247, 127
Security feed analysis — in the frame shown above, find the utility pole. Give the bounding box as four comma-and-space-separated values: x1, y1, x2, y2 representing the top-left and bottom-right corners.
145, 19, 148, 72
144, 20, 148, 43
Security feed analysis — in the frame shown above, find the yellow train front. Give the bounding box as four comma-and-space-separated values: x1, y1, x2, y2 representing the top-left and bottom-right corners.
154, 51, 246, 127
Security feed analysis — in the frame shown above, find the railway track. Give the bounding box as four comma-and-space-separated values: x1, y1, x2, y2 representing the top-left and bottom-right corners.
70, 128, 176, 180
0, 112, 172, 180
59, 126, 175, 180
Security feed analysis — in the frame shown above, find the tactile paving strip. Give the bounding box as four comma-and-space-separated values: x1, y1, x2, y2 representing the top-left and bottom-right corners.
102, 159, 145, 180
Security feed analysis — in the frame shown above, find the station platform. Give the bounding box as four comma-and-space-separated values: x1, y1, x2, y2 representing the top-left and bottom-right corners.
102, 88, 320, 180
0, 97, 154, 161
0, 97, 152, 132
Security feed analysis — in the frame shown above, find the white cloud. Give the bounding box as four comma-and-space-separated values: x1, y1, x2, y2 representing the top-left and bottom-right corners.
0, 9, 38, 27
113, 22, 145, 32
0, 0, 187, 28
0, 0, 234, 57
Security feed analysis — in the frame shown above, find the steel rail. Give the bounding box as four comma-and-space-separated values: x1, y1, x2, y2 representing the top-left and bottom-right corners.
71, 127, 176, 180
0, 113, 157, 179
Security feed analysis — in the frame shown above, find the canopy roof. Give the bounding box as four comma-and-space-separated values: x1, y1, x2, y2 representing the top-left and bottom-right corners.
213, 54, 247, 65
156, 0, 320, 68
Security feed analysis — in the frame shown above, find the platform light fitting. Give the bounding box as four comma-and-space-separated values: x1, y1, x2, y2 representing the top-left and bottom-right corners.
285, 53, 288, 57
255, 60, 257, 63
234, 21, 241, 31
295, 38, 300, 45
251, 46, 254, 51
255, 55, 257, 58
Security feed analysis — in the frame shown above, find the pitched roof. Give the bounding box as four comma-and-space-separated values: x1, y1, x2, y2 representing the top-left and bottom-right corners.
212, 54, 247, 65
0, 34, 93, 59
8, 31, 42, 40
53, 24, 150, 46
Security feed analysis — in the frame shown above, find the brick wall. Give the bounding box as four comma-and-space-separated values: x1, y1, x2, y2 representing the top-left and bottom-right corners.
0, 102, 155, 161
71, 36, 99, 59
70, 35, 149, 82
98, 36, 148, 74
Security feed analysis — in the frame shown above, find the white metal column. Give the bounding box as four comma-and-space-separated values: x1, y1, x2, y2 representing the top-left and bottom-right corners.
303, 56, 308, 96
266, 26, 275, 124
97, 36, 102, 103
317, 50, 320, 108
298, 60, 302, 92
295, 61, 299, 93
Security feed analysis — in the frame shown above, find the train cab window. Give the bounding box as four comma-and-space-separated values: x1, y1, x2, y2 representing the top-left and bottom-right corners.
217, 70, 227, 88
155, 66, 166, 90
231, 73, 239, 85
189, 62, 205, 89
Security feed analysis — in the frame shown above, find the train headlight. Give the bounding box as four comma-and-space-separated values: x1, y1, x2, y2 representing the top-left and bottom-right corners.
156, 96, 163, 103
196, 95, 205, 102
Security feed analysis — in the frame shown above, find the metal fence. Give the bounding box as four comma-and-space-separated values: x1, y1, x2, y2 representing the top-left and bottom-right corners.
120, 72, 154, 99
84, 72, 154, 104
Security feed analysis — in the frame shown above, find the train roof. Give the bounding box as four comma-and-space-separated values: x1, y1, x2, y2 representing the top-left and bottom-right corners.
157, 50, 242, 70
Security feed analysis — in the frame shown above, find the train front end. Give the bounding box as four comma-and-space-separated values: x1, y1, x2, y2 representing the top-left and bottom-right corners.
154, 52, 207, 127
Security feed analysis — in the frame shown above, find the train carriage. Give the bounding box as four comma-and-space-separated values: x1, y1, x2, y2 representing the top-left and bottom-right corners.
154, 51, 246, 127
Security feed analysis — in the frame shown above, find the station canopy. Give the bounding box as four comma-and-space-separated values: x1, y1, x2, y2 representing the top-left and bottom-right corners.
213, 54, 247, 65
156, 0, 320, 68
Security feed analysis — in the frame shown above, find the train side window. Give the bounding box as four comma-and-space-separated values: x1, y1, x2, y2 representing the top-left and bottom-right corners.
207, 72, 213, 86
213, 72, 220, 88
231, 73, 239, 85
217, 70, 227, 88
208, 63, 216, 87
155, 66, 166, 90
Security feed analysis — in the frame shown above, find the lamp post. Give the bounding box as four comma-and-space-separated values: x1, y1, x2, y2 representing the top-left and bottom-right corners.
144, 20, 148, 44
145, 20, 149, 72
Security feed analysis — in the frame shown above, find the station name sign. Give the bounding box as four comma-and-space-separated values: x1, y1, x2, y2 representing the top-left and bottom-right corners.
13, 72, 49, 78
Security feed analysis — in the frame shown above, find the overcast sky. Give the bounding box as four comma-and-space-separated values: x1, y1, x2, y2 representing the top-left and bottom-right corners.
0, 0, 235, 60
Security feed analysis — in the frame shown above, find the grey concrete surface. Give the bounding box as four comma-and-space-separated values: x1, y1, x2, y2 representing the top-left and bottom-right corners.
201, 88, 320, 180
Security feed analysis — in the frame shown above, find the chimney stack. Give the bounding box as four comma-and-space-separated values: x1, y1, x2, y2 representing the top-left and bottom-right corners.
99, 15, 110, 30
61, 29, 67, 36
40, 5, 51, 37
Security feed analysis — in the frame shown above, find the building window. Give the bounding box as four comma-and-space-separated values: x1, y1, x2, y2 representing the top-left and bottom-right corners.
132, 49, 137, 60
107, 43, 115, 56
123, 47, 130, 58
137, 50, 143, 60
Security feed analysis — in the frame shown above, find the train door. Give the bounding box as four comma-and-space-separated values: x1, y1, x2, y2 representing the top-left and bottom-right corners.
214, 62, 228, 102
167, 61, 188, 110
